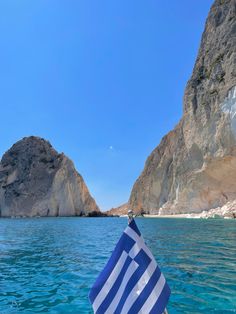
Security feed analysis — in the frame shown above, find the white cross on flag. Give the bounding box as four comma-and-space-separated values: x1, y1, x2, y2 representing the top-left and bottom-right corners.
89, 218, 171, 314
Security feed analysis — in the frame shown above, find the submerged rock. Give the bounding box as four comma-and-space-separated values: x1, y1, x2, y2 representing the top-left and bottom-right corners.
128, 0, 236, 217
0, 136, 100, 217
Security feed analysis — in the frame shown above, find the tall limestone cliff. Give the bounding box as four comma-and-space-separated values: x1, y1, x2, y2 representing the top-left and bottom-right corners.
129, 0, 236, 215
0, 137, 100, 217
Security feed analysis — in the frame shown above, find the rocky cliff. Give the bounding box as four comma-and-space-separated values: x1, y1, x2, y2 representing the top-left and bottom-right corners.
106, 203, 128, 216
128, 0, 236, 216
0, 137, 100, 217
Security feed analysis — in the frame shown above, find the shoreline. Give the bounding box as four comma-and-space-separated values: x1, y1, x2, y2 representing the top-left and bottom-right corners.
0, 213, 235, 219
143, 214, 190, 218
142, 214, 235, 220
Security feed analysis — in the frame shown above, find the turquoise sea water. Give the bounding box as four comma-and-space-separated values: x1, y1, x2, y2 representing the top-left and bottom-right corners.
0, 217, 235, 313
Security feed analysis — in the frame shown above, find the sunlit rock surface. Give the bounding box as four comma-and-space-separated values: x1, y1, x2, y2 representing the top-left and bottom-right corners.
187, 200, 236, 219
0, 137, 100, 217
128, 0, 236, 217
106, 203, 128, 216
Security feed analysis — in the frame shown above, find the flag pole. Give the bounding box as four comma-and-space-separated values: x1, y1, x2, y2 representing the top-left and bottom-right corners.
127, 209, 169, 314
128, 209, 133, 223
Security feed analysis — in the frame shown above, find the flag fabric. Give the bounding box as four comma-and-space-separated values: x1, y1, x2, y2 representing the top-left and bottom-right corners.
89, 219, 171, 314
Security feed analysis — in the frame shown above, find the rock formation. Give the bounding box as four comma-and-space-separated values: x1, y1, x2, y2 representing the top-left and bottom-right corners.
0, 136, 100, 217
106, 203, 128, 216
187, 201, 236, 219
128, 0, 236, 216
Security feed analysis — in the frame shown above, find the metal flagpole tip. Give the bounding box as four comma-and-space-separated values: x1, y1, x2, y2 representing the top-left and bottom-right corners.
128, 209, 134, 223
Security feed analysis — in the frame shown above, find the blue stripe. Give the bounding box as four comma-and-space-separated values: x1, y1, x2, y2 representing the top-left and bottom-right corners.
96, 256, 132, 314
149, 282, 171, 314
89, 218, 171, 314
128, 219, 141, 236
127, 266, 162, 314
114, 249, 151, 313
89, 232, 135, 303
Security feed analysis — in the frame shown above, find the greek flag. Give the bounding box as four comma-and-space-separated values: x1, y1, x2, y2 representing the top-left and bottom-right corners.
89, 219, 171, 314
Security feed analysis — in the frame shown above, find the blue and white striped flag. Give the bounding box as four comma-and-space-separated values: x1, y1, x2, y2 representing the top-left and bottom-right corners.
89, 219, 171, 314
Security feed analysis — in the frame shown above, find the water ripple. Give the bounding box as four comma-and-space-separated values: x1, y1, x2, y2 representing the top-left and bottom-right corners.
0, 217, 235, 313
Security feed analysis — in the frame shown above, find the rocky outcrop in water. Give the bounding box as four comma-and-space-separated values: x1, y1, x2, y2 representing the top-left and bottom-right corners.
0, 137, 100, 217
128, 0, 236, 216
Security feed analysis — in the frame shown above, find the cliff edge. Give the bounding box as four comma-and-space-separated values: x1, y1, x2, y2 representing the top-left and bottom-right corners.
129, 0, 236, 216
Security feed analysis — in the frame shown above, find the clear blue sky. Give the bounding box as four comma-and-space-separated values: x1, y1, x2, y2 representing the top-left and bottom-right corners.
0, 0, 213, 211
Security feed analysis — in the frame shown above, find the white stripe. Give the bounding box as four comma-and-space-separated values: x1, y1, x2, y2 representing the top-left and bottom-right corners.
128, 242, 141, 259
104, 260, 139, 314
120, 260, 157, 314
124, 225, 141, 242
92, 251, 128, 313
125, 226, 153, 260
138, 273, 166, 314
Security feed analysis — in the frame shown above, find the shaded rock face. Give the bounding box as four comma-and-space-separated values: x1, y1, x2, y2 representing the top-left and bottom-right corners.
129, 0, 236, 215
0, 137, 99, 217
